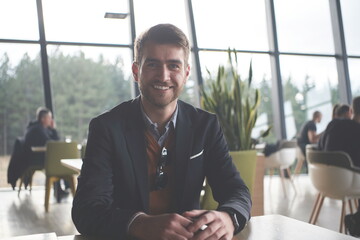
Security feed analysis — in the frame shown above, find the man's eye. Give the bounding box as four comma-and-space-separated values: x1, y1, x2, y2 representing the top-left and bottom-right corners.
169, 64, 180, 70
147, 63, 157, 68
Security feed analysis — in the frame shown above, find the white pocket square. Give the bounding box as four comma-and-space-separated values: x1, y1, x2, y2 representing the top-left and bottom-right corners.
190, 149, 204, 160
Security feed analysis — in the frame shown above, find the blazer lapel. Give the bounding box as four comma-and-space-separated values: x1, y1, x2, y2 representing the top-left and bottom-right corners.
124, 98, 149, 212
174, 102, 194, 210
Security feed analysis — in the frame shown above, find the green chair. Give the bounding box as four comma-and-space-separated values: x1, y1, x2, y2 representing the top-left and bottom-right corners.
44, 141, 80, 212
201, 150, 257, 210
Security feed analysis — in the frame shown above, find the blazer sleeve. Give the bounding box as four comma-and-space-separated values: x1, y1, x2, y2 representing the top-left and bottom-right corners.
72, 117, 137, 239
204, 115, 252, 232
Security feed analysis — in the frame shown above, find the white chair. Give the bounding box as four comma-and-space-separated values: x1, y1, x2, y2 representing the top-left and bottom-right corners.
307, 149, 360, 233
265, 140, 297, 197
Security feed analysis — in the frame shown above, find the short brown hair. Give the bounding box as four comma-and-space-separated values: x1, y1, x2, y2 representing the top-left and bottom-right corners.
312, 111, 321, 120
335, 104, 350, 118
352, 96, 360, 116
36, 107, 51, 122
134, 24, 190, 66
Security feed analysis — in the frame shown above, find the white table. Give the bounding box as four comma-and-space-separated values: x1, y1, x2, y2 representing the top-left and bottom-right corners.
31, 146, 47, 152
235, 214, 357, 240
58, 215, 358, 240
2, 233, 57, 240
60, 159, 83, 172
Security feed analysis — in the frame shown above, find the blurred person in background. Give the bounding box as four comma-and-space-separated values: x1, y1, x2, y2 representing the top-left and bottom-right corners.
318, 104, 353, 151
317, 98, 360, 237
24, 107, 59, 167
24, 107, 68, 202
297, 111, 322, 156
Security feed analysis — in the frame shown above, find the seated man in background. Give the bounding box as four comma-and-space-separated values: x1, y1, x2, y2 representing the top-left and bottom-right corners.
24, 107, 67, 201
318, 104, 352, 151
24, 107, 59, 167
297, 111, 322, 171
72, 24, 251, 240
334, 104, 352, 120
317, 97, 360, 237
318, 102, 358, 166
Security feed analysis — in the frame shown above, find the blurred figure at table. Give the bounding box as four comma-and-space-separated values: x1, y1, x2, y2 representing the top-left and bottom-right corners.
24, 107, 59, 167
297, 110, 322, 156
318, 104, 353, 151
317, 98, 360, 237
24, 107, 68, 201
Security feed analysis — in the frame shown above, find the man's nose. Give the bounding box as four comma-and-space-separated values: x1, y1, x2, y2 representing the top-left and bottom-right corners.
158, 65, 171, 82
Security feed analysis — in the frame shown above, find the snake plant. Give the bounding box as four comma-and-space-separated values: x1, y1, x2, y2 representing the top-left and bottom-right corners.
201, 49, 271, 151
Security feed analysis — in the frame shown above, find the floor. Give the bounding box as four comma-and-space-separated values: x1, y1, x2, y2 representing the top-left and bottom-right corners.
0, 156, 78, 238
263, 174, 345, 232
0, 186, 78, 238
0, 155, 352, 238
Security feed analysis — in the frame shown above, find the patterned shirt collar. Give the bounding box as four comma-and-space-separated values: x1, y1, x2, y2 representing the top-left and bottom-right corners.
141, 102, 178, 144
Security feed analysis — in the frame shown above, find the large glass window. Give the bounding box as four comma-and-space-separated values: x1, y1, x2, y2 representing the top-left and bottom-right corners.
349, 59, 360, 97
0, 0, 39, 40
200, 51, 275, 142
192, 0, 268, 51
179, 69, 198, 107
42, 0, 130, 44
1, 0, 358, 150
47, 45, 132, 143
280, 56, 338, 139
133, 0, 189, 36
341, 0, 360, 55
0, 44, 43, 156
275, 0, 334, 54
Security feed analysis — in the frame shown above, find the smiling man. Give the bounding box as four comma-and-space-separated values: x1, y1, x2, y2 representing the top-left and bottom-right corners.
72, 24, 251, 240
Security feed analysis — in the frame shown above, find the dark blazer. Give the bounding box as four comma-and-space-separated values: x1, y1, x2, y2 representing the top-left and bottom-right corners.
7, 137, 27, 189
72, 97, 251, 238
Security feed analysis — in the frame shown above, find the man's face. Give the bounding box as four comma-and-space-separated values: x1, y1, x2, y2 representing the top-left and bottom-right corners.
346, 108, 353, 119
41, 113, 52, 128
132, 42, 190, 109
317, 114, 322, 123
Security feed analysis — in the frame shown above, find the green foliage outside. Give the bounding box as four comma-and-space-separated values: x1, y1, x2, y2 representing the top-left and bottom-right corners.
48, 49, 131, 142
0, 53, 44, 156
0, 50, 131, 155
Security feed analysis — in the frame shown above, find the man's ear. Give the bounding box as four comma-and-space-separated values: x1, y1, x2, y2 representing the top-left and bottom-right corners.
132, 62, 139, 82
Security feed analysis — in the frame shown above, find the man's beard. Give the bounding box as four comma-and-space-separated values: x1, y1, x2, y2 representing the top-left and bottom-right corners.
139, 83, 183, 108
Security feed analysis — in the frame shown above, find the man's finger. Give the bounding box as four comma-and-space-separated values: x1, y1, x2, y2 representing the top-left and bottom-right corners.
174, 215, 195, 238
191, 220, 223, 240
187, 211, 215, 233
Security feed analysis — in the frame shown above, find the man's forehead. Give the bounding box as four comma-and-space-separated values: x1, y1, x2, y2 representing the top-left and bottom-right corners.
141, 43, 186, 63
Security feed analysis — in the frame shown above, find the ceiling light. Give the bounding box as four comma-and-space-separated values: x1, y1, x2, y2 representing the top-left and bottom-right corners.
104, 12, 128, 19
